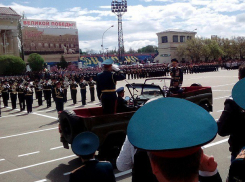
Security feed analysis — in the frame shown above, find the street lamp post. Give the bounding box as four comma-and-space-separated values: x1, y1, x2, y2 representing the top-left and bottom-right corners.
101, 25, 114, 58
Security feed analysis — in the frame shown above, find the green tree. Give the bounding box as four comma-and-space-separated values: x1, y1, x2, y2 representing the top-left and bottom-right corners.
138, 45, 157, 53
235, 36, 245, 59
0, 55, 25, 75
27, 53, 44, 72
57, 55, 68, 69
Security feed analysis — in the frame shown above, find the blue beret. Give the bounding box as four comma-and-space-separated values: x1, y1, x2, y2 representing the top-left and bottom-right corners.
232, 78, 245, 109
116, 87, 124, 93
102, 58, 114, 65
71, 132, 99, 156
127, 98, 217, 157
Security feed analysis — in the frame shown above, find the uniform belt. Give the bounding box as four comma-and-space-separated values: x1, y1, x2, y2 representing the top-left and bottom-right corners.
172, 77, 180, 79
43, 89, 51, 90
11, 92, 17, 94
90, 86, 94, 88
56, 96, 63, 98
81, 88, 86, 89
25, 94, 33, 96
102, 89, 116, 93
2, 91, 8, 93
36, 90, 42, 92
72, 88, 77, 90
18, 92, 24, 94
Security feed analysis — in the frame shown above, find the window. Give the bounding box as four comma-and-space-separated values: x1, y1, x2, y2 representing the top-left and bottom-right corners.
162, 36, 168, 43
187, 36, 192, 40
180, 36, 185, 42
173, 35, 178, 42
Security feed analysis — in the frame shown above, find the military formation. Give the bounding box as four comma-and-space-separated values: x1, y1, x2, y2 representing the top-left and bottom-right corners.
0, 75, 97, 115
0, 62, 222, 116
123, 63, 220, 80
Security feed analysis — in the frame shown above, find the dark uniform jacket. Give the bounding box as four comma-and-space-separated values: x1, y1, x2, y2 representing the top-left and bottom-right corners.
170, 66, 183, 86
96, 71, 125, 99
69, 160, 115, 182
117, 96, 130, 113
217, 97, 245, 156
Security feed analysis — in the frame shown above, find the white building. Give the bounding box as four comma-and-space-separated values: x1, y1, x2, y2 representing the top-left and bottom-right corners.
0, 7, 21, 56
154, 29, 196, 63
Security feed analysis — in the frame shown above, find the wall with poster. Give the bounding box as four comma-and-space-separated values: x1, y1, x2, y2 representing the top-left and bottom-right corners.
21, 19, 80, 62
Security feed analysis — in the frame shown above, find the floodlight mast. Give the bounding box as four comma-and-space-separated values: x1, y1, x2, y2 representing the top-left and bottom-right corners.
111, 0, 127, 63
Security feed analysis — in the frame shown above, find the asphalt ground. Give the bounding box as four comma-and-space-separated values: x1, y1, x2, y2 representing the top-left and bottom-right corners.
0, 69, 238, 182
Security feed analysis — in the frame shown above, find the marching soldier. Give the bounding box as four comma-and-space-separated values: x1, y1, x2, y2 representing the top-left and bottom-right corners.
17, 81, 25, 111
24, 83, 34, 114
51, 78, 57, 102
9, 81, 17, 109
79, 77, 88, 105
43, 79, 52, 108
2, 80, 10, 108
55, 81, 64, 112
88, 77, 96, 102
35, 80, 43, 106
63, 77, 69, 103
70, 79, 78, 104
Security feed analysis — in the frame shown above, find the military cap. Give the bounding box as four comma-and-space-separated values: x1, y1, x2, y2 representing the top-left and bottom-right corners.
127, 97, 217, 158
71, 132, 99, 156
171, 58, 178, 63
102, 58, 114, 65
55, 81, 61, 85
232, 78, 245, 109
116, 87, 124, 93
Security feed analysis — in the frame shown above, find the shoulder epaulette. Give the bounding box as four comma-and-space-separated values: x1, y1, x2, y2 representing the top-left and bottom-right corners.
71, 165, 85, 174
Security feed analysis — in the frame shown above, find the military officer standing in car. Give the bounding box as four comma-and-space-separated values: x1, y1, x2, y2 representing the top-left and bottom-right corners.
88, 76, 96, 102
170, 58, 183, 87
96, 59, 125, 114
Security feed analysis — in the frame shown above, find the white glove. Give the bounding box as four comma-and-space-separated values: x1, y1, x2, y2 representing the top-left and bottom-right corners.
112, 64, 120, 72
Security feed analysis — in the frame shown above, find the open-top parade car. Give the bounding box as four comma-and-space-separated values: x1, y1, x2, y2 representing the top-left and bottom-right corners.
58, 77, 213, 165
126, 77, 212, 111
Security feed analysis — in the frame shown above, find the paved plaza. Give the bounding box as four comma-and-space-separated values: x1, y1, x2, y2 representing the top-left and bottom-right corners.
0, 69, 239, 182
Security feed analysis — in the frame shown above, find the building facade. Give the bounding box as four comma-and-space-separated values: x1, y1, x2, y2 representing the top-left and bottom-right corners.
154, 29, 196, 63
0, 7, 21, 56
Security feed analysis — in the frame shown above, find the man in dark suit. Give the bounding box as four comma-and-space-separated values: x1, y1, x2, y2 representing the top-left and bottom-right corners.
127, 98, 222, 182
69, 132, 115, 182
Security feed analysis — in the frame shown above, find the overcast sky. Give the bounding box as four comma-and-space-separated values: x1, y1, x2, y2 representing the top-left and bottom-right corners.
1, 0, 245, 53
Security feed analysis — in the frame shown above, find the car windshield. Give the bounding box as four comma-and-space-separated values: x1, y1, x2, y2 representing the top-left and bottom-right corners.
127, 84, 163, 100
